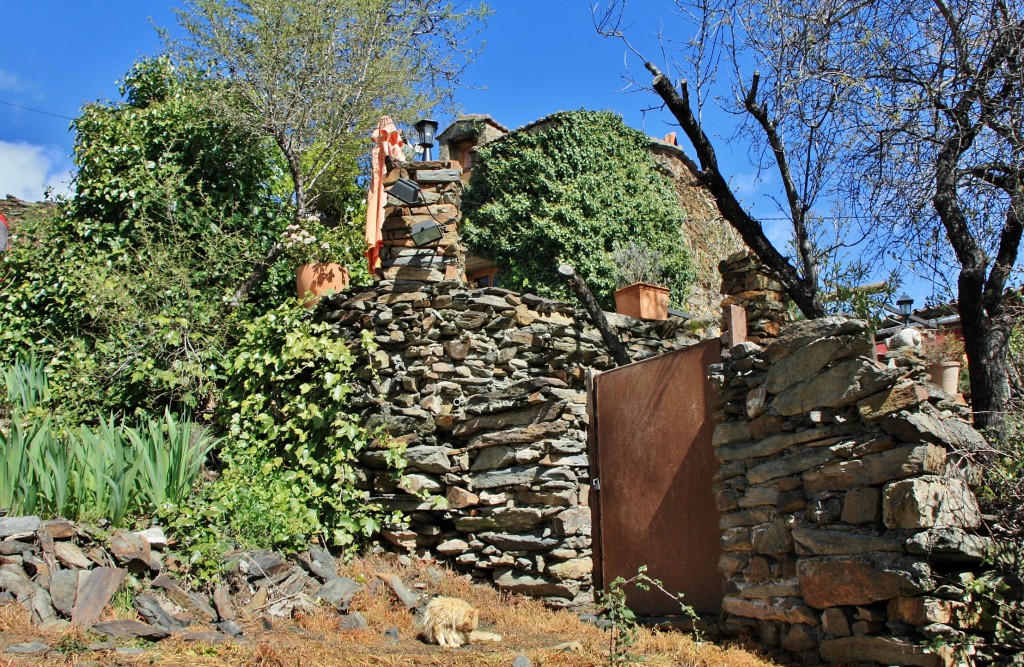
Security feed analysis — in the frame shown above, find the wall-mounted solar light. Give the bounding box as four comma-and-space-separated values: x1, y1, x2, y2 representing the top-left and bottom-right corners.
415, 118, 439, 161
411, 220, 444, 247
387, 177, 423, 205
897, 293, 913, 326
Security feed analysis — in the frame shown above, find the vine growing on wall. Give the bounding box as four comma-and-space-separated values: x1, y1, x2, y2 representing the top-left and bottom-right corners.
463, 110, 695, 309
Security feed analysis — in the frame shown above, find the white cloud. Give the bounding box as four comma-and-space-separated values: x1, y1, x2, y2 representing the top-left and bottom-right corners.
0, 141, 74, 202
0, 68, 24, 92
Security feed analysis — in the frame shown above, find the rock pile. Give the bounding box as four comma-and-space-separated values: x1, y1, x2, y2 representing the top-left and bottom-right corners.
0, 515, 408, 647
321, 279, 702, 606
709, 316, 992, 665
719, 251, 791, 344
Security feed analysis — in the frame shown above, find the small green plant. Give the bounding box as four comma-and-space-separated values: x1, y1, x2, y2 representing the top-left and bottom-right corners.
0, 359, 215, 523
611, 241, 665, 287
921, 333, 965, 364
597, 565, 700, 665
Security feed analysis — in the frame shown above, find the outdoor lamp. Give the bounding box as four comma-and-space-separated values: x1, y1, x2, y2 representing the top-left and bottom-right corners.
387, 177, 423, 205
415, 118, 439, 161
897, 293, 913, 326
411, 220, 444, 247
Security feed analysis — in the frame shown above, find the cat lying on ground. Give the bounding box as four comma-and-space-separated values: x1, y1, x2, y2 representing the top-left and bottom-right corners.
420, 596, 502, 647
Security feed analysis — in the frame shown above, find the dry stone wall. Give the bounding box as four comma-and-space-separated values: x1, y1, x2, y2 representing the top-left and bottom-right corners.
318, 280, 701, 606
709, 313, 993, 665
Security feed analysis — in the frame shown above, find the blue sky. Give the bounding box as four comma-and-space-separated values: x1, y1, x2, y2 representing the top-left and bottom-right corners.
0, 1, 936, 305
0, 2, 692, 200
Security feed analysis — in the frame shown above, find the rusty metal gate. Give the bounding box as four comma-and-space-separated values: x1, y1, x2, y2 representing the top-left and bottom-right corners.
589, 339, 723, 614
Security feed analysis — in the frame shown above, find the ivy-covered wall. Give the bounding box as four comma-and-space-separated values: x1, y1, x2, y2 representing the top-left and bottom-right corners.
462, 110, 695, 310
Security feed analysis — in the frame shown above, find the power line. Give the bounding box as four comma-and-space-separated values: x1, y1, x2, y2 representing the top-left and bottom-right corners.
0, 99, 75, 121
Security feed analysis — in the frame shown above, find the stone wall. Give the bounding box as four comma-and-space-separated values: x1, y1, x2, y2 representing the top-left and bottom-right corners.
709, 310, 993, 664
320, 279, 701, 606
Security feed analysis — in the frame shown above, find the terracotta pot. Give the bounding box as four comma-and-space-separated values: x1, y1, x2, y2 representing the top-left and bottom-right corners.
296, 263, 349, 307
926, 361, 961, 395
613, 282, 669, 321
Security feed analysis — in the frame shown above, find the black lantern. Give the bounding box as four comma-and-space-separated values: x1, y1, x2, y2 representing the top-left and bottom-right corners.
896, 293, 913, 326
414, 118, 439, 161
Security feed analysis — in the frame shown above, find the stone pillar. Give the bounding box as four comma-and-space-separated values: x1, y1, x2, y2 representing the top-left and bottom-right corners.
719, 251, 791, 345
379, 160, 466, 283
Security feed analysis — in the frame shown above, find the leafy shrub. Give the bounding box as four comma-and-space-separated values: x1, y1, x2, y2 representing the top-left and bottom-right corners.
165, 301, 402, 574
463, 110, 694, 309
0, 359, 215, 523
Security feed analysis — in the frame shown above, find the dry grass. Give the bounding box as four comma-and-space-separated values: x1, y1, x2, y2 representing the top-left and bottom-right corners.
0, 555, 779, 666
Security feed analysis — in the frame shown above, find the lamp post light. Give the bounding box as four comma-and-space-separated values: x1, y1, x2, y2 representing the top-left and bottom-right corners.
414, 119, 439, 161
897, 293, 914, 326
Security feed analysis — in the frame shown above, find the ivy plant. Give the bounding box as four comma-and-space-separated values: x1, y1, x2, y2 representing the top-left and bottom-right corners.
463, 110, 695, 309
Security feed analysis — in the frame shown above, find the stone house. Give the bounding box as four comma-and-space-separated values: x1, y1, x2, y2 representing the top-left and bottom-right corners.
435, 113, 744, 320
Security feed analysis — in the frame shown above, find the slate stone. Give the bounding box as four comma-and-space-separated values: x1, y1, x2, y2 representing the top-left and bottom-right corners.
883, 476, 982, 530
316, 577, 362, 611
791, 526, 903, 555
552, 507, 590, 536
5, 641, 50, 655
30, 587, 56, 624
379, 574, 418, 610
721, 595, 818, 624
803, 444, 945, 493
218, 619, 245, 637
133, 594, 185, 631
751, 520, 793, 555
133, 526, 168, 550
454, 508, 544, 532
38, 519, 76, 540
773, 359, 901, 416
383, 626, 400, 639
213, 585, 237, 621
513, 656, 533, 667
308, 546, 339, 580
881, 412, 986, 452
72, 567, 127, 628
747, 447, 837, 485
403, 446, 451, 473
717, 424, 855, 462
0, 539, 36, 555
53, 542, 93, 570
765, 336, 871, 394
91, 620, 170, 641
819, 636, 941, 666
841, 487, 881, 524
797, 555, 932, 608
151, 574, 218, 622
0, 568, 33, 597
0, 516, 41, 538
904, 527, 993, 562
546, 558, 592, 581
764, 317, 868, 363
857, 381, 929, 422
108, 530, 152, 568
478, 533, 557, 551
49, 569, 79, 616
492, 569, 579, 598
336, 612, 369, 631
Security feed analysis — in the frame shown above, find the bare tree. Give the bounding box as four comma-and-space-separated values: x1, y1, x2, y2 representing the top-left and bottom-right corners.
173, 0, 488, 306
597, 0, 1023, 435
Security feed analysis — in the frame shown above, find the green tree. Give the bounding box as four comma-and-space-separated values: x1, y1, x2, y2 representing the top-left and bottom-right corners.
0, 57, 289, 419
171, 0, 489, 306
463, 110, 695, 309
598, 0, 1024, 435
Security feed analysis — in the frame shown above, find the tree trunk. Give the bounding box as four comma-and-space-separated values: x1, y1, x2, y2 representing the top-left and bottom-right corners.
959, 285, 1015, 439
558, 264, 631, 366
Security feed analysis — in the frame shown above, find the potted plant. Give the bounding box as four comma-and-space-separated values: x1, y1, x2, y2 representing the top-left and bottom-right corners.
920, 333, 965, 394
610, 241, 670, 320
283, 216, 350, 307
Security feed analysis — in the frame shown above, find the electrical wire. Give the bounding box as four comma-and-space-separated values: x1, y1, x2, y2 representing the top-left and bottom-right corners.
0, 99, 75, 121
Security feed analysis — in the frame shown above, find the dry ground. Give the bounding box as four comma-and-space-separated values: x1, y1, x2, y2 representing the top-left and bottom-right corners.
0, 554, 780, 666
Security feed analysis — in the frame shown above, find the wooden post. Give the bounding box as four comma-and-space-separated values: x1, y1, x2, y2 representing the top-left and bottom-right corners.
558, 264, 631, 366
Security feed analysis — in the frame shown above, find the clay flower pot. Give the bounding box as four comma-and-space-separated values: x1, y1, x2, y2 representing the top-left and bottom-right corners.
296, 262, 349, 307
613, 282, 669, 321
926, 361, 962, 395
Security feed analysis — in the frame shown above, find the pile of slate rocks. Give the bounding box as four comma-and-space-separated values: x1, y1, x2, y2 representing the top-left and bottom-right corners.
0, 514, 423, 652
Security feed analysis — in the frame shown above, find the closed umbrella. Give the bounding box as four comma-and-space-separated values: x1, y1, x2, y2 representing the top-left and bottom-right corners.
365, 116, 406, 274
